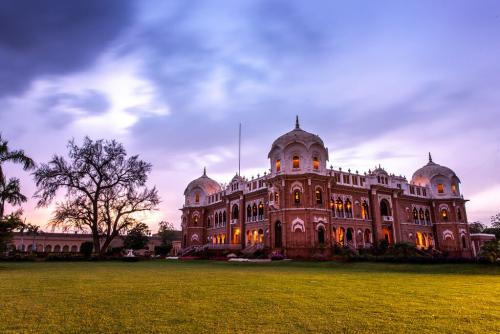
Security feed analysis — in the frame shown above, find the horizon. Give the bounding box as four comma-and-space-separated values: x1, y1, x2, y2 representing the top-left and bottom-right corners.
1, 0, 499, 231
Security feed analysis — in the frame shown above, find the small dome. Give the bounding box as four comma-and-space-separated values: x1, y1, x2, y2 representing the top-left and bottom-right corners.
412, 153, 460, 184
184, 168, 221, 196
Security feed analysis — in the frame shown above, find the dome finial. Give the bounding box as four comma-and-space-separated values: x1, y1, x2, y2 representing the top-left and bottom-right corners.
203, 166, 207, 176
428, 152, 433, 163
295, 115, 300, 129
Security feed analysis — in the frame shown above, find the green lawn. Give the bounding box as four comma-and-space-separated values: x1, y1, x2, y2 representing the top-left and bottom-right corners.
0, 261, 499, 334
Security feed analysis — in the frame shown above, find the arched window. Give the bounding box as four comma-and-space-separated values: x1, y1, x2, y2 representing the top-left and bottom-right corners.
345, 199, 353, 218
313, 157, 319, 170
275, 221, 282, 248
364, 229, 371, 244
425, 209, 431, 225
318, 226, 325, 245
232, 204, 239, 220
380, 199, 391, 216
457, 208, 462, 221
207, 218, 211, 228
294, 190, 301, 205
292, 156, 300, 169
336, 198, 344, 218
222, 211, 227, 225
215, 213, 219, 227
451, 183, 457, 194
419, 208, 425, 222
258, 202, 264, 220
315, 189, 323, 204
361, 201, 369, 220
193, 216, 198, 225
437, 183, 444, 194
330, 199, 335, 213
195, 192, 200, 203
461, 235, 467, 249
252, 203, 257, 221
276, 159, 281, 172
258, 229, 264, 243
441, 209, 448, 221
346, 228, 353, 242
274, 192, 279, 203
413, 208, 419, 224
246, 205, 252, 222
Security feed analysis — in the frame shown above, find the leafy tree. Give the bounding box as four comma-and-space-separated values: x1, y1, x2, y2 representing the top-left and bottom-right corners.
479, 240, 500, 263
0, 134, 34, 217
482, 227, 500, 239
79, 241, 94, 258
491, 213, 500, 228
123, 222, 150, 250
34, 137, 160, 256
468, 221, 486, 234
157, 221, 177, 244
0, 212, 23, 252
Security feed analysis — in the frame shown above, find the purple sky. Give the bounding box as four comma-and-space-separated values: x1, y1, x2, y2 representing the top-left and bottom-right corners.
1, 0, 499, 231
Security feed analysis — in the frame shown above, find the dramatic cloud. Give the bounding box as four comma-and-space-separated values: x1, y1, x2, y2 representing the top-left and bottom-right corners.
1, 0, 499, 230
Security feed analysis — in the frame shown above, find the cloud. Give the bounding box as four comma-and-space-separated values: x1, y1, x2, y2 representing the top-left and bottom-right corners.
0, 0, 133, 97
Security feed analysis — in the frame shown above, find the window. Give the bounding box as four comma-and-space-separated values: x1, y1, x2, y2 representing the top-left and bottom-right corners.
195, 192, 200, 203
275, 221, 282, 248
380, 199, 391, 216
343, 175, 350, 184
334, 173, 341, 183
461, 235, 467, 249
258, 202, 264, 220
416, 188, 421, 196
315, 189, 323, 204
292, 156, 300, 168
451, 184, 457, 194
232, 204, 239, 220
223, 211, 227, 225
361, 201, 369, 220
422, 189, 427, 197
437, 183, 444, 194
413, 208, 419, 224
441, 209, 448, 221
419, 208, 425, 222
276, 159, 281, 172
274, 192, 279, 203
336, 198, 344, 218
318, 226, 325, 245
313, 157, 319, 170
410, 186, 415, 195
352, 176, 358, 185
194, 216, 198, 225
425, 209, 431, 224
330, 199, 335, 213
252, 204, 257, 221
457, 208, 462, 221
246, 205, 252, 222
294, 190, 301, 205
345, 199, 353, 218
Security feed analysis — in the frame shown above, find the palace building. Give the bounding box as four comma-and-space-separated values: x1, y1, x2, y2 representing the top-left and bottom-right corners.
181, 117, 474, 258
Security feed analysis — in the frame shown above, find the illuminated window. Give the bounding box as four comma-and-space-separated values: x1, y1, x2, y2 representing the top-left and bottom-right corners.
258, 202, 264, 220
437, 183, 444, 194
292, 156, 300, 169
315, 189, 323, 204
195, 192, 200, 203
194, 216, 198, 225
294, 190, 301, 204
419, 208, 425, 221
457, 208, 462, 221
313, 157, 319, 170
345, 199, 353, 218
441, 209, 449, 221
361, 201, 369, 220
276, 159, 281, 172
451, 184, 457, 194
336, 198, 344, 218
274, 192, 279, 202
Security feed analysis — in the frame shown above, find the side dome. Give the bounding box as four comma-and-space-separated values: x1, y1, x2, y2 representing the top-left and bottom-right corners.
412, 153, 461, 198
268, 116, 329, 175
184, 168, 221, 206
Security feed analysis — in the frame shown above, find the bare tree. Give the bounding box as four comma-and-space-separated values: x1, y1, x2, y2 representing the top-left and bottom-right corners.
34, 137, 160, 255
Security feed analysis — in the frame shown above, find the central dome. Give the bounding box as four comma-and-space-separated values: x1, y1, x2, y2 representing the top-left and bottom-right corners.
268, 116, 329, 175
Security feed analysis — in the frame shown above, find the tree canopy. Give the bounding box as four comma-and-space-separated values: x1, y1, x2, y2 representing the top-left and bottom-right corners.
123, 222, 150, 250
34, 137, 159, 255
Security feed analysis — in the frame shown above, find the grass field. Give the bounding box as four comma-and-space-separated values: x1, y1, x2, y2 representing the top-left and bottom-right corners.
0, 261, 499, 334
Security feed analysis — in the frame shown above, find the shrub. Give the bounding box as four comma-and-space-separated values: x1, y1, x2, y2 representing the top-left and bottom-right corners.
270, 251, 284, 261
154, 244, 172, 256
79, 241, 94, 258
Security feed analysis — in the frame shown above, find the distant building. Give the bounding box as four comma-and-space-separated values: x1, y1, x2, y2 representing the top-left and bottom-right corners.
8, 232, 182, 256
181, 117, 480, 258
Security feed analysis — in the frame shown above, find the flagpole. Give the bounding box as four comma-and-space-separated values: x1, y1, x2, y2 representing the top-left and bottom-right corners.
238, 123, 241, 176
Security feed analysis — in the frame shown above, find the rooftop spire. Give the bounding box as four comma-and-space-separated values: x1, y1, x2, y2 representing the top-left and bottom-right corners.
428, 152, 433, 163
203, 166, 207, 176
295, 115, 300, 129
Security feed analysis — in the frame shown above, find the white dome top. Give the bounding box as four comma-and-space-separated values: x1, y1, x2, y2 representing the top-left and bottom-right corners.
412, 154, 461, 198
184, 168, 221, 196
412, 154, 460, 184
268, 117, 329, 175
